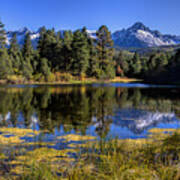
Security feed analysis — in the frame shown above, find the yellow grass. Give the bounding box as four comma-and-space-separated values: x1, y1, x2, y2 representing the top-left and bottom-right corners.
58, 134, 96, 142
110, 77, 140, 83
0, 126, 179, 179
1, 76, 140, 85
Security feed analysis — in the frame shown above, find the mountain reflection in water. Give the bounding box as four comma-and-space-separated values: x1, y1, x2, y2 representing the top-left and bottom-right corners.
0, 84, 179, 139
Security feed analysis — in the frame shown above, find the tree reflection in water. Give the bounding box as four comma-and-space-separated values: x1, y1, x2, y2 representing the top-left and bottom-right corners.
0, 85, 179, 139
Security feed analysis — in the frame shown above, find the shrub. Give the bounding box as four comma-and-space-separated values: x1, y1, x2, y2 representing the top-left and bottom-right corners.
79, 73, 86, 81
7, 75, 25, 84
55, 72, 74, 82
47, 73, 56, 82
33, 73, 43, 82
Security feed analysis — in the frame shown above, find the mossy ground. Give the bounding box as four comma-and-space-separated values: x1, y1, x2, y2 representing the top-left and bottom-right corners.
0, 127, 179, 180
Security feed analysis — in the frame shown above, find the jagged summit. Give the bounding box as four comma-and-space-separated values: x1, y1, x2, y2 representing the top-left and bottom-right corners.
17, 27, 29, 34
128, 22, 150, 32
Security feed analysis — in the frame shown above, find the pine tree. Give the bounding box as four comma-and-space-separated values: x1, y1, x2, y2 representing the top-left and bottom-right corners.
8, 33, 22, 73
53, 31, 63, 71
31, 50, 40, 73
157, 53, 168, 68
37, 28, 58, 71
81, 27, 99, 76
0, 20, 6, 48
148, 52, 167, 71
37, 26, 47, 58
22, 33, 33, 58
115, 51, 125, 76
87, 38, 99, 77
21, 60, 33, 80
22, 33, 34, 79
72, 30, 89, 76
132, 52, 142, 75
141, 57, 148, 74
39, 57, 50, 78
0, 48, 13, 79
61, 31, 73, 72
96, 25, 115, 79
148, 53, 158, 70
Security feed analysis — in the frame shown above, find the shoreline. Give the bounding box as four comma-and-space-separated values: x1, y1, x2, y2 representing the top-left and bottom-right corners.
1, 78, 180, 86
0, 77, 140, 86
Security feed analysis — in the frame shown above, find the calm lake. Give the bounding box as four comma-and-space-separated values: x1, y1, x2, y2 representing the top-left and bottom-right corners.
0, 83, 180, 143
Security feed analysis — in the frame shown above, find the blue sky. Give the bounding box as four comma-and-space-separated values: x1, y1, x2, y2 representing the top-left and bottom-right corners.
0, 0, 180, 34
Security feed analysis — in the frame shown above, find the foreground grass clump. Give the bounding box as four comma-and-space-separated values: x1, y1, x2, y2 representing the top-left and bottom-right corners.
0, 128, 180, 180
16, 129, 180, 180
66, 131, 180, 180
0, 127, 97, 179
0, 127, 40, 145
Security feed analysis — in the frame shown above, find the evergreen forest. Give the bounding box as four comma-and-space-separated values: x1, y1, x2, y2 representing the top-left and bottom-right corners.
0, 20, 180, 84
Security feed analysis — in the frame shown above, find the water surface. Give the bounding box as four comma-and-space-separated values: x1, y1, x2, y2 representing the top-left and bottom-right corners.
0, 83, 180, 142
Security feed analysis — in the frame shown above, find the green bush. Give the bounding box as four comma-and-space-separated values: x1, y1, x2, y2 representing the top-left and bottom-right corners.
33, 73, 43, 81
47, 73, 56, 82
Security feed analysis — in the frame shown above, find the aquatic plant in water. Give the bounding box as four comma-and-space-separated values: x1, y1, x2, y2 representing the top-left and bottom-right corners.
0, 127, 180, 179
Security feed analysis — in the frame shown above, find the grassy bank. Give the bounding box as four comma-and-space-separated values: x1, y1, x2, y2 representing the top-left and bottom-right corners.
0, 76, 140, 85
0, 127, 180, 179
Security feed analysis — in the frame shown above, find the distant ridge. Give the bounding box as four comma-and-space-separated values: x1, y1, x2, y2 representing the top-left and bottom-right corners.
5, 22, 180, 49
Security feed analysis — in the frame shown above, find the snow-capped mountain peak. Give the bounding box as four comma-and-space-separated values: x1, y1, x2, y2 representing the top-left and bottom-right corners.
112, 22, 180, 48
127, 22, 150, 32
6, 27, 40, 48
4, 22, 180, 49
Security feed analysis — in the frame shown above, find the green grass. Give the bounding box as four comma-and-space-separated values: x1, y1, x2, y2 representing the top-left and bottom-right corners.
17, 132, 180, 180
0, 129, 180, 179
66, 133, 180, 180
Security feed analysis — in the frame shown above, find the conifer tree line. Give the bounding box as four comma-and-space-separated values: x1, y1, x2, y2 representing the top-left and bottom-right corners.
0, 20, 115, 82
0, 19, 180, 82
115, 49, 180, 79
